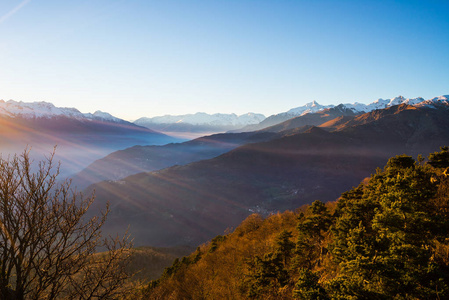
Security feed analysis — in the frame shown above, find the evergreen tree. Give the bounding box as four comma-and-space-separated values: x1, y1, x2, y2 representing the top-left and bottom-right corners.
428, 146, 449, 169
330, 154, 449, 298
275, 230, 295, 266
296, 201, 332, 268
293, 268, 328, 300
246, 252, 288, 299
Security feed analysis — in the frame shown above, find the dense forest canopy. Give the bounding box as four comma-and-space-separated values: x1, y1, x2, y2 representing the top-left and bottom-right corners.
142, 147, 449, 299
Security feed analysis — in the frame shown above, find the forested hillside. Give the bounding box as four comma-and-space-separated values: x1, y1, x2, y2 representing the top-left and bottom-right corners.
86, 104, 449, 247
141, 147, 449, 299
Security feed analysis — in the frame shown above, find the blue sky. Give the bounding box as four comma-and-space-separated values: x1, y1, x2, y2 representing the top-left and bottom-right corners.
0, 0, 448, 120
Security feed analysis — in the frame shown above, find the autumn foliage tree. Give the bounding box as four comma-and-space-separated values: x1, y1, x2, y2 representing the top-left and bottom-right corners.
143, 147, 449, 299
0, 149, 132, 300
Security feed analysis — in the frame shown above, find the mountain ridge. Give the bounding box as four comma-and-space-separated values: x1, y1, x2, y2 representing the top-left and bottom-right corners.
3, 95, 447, 132
85, 103, 449, 247
0, 100, 181, 177
235, 95, 448, 132
134, 112, 266, 126
72, 96, 448, 189
0, 100, 131, 124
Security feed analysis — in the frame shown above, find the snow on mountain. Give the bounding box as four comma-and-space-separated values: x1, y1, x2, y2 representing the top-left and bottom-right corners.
0, 100, 85, 119
2, 95, 447, 130
283, 100, 334, 116
415, 95, 449, 109
0, 100, 126, 123
281, 95, 447, 118
134, 112, 266, 127
231, 95, 446, 133
84, 110, 124, 123
343, 96, 426, 113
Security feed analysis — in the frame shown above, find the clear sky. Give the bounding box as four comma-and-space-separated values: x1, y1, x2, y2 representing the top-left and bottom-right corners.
0, 0, 448, 120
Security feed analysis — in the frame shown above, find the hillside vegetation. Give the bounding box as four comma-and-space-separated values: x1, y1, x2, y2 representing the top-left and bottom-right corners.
87, 104, 449, 248
125, 246, 194, 282
142, 147, 449, 299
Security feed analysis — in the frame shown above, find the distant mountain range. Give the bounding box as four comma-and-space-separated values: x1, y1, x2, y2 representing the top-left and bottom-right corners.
133, 112, 265, 138
73, 95, 448, 189
0, 100, 180, 177
3, 95, 443, 138
134, 112, 265, 126
84, 96, 449, 247
121, 96, 438, 139
72, 105, 355, 190
0, 100, 125, 122
235, 95, 437, 132
130, 95, 440, 136
2, 95, 449, 248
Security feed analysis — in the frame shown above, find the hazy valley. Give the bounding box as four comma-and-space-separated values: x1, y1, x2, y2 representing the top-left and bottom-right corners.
1, 95, 449, 298
0, 100, 181, 177
3, 96, 448, 247
85, 97, 449, 247
3, 1, 448, 297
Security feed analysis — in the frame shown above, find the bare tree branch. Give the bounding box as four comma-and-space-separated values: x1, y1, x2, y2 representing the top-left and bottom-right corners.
0, 148, 132, 299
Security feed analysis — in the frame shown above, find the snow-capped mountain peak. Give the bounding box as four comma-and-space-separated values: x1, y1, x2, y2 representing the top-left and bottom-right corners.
415, 95, 449, 109
389, 96, 406, 106
274, 95, 448, 120
285, 101, 334, 116
134, 112, 266, 127
340, 96, 442, 113
84, 110, 123, 122
428, 95, 449, 103
0, 100, 84, 119
0, 100, 125, 123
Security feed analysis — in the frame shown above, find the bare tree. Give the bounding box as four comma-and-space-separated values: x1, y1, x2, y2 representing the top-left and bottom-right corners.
0, 148, 132, 299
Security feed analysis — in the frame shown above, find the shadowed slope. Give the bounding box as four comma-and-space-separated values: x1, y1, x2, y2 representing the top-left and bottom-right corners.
72, 105, 357, 189
86, 104, 449, 247
0, 115, 179, 177
258, 104, 356, 133
71, 131, 278, 189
